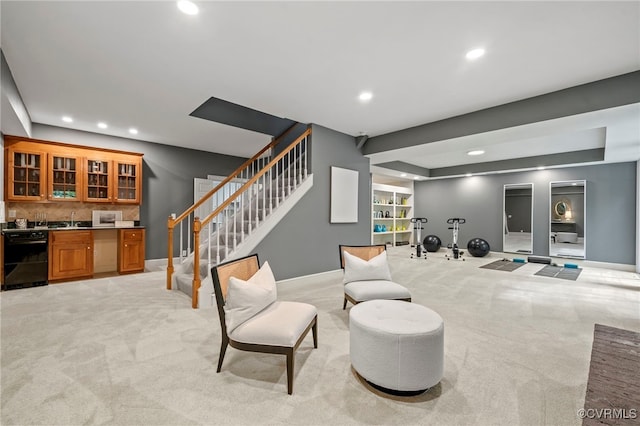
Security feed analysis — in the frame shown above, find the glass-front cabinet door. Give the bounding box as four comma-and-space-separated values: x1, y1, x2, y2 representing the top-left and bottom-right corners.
85, 158, 112, 202
114, 158, 141, 204
48, 154, 81, 201
8, 148, 46, 201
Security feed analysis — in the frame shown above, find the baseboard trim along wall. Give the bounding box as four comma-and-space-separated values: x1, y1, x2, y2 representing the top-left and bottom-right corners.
277, 269, 343, 287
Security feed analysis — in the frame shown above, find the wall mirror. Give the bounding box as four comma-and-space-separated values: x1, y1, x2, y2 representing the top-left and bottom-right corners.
550, 180, 586, 259
503, 183, 533, 254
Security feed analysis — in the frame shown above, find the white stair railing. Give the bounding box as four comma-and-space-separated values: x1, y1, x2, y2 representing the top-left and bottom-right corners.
190, 129, 310, 307
167, 125, 310, 308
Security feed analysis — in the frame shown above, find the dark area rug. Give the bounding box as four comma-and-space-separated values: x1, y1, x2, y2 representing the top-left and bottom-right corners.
583, 324, 640, 425
534, 265, 582, 280
480, 259, 524, 272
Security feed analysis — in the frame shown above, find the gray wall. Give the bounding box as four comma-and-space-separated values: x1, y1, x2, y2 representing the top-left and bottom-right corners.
253, 124, 371, 280
31, 124, 246, 259
414, 162, 637, 265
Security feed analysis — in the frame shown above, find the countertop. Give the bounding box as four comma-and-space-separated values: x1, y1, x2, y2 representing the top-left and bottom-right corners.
2, 225, 144, 234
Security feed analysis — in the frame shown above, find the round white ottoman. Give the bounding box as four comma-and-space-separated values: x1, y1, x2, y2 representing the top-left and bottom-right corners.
349, 300, 444, 394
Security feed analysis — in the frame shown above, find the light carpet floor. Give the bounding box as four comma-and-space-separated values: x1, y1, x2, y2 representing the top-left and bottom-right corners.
1, 248, 639, 425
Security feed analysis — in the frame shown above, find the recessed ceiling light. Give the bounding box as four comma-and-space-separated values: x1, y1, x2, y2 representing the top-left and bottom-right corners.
572, 182, 578, 186
465, 173, 473, 177
97, 122, 108, 129
467, 150, 485, 156
177, 0, 199, 15
537, 166, 545, 170
466, 48, 485, 60
129, 128, 139, 135
62, 116, 73, 123
400, 173, 407, 177
359, 91, 373, 102
413, 176, 420, 180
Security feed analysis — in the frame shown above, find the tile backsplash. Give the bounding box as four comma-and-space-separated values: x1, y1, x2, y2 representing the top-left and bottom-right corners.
5, 202, 139, 223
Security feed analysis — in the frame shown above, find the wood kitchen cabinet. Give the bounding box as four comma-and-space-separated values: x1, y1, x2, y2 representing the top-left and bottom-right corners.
6, 145, 46, 201
48, 152, 82, 202
4, 136, 143, 205
49, 230, 94, 282
85, 156, 114, 203
114, 156, 142, 204
118, 228, 145, 273
85, 155, 142, 204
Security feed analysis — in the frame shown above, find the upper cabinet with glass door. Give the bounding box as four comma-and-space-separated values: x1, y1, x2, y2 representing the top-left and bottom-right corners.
6, 147, 47, 201
4, 135, 143, 206
114, 156, 142, 204
85, 157, 112, 203
48, 153, 82, 202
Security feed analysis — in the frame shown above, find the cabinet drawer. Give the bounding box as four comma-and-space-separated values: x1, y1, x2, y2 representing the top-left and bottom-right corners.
121, 230, 143, 241
50, 230, 92, 245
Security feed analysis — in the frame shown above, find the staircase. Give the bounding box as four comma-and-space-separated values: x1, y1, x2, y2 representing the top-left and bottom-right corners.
167, 127, 312, 308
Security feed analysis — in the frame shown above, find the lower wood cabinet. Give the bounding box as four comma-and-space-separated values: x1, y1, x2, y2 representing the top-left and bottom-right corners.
118, 228, 145, 273
49, 230, 94, 282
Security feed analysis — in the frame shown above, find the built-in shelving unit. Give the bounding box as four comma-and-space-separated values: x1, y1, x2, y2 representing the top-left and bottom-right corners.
372, 182, 414, 246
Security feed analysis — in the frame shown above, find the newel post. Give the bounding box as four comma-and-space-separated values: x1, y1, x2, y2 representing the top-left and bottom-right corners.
167, 215, 175, 290
192, 217, 202, 309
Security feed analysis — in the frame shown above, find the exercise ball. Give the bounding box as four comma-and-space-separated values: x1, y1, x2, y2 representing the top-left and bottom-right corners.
423, 235, 442, 252
467, 238, 490, 257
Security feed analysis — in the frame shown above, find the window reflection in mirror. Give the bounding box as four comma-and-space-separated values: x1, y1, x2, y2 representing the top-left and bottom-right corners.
503, 183, 533, 254
550, 180, 585, 259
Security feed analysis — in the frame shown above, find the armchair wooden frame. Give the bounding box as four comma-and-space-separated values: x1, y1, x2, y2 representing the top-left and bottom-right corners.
339, 244, 412, 309
211, 254, 318, 395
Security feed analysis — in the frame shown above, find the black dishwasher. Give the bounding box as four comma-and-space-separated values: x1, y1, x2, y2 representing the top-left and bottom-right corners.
2, 231, 49, 290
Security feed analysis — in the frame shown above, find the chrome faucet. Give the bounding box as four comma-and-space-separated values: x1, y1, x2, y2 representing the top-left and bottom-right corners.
70, 211, 76, 227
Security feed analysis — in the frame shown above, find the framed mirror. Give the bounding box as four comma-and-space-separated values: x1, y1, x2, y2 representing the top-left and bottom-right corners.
503, 183, 533, 254
550, 180, 586, 259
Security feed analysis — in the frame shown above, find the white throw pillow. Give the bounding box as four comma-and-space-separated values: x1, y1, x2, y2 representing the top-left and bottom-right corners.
224, 261, 278, 333
343, 250, 392, 284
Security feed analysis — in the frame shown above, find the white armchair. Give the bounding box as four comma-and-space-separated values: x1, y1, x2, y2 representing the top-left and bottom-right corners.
339, 245, 412, 309
211, 254, 318, 395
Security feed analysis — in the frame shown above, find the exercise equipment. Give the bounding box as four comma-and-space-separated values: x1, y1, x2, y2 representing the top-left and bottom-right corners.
410, 218, 428, 259
528, 256, 552, 265
467, 238, 490, 257
445, 218, 466, 261
423, 235, 442, 253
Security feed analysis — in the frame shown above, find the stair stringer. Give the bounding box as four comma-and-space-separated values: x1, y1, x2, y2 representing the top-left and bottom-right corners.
196, 173, 314, 308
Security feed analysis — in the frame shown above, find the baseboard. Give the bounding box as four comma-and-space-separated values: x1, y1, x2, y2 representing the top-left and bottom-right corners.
277, 268, 343, 287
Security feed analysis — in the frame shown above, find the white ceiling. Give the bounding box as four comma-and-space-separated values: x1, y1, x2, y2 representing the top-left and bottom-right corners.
1, 1, 639, 176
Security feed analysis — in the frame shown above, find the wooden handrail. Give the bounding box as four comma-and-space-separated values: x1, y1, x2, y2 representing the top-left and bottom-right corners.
189, 128, 310, 307
166, 123, 301, 291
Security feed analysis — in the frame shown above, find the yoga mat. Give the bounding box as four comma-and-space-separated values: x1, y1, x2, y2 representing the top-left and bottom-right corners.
583, 324, 640, 426
480, 259, 524, 272
534, 265, 582, 281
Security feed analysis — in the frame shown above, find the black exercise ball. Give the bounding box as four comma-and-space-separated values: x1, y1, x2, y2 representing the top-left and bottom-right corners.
423, 235, 442, 252
467, 238, 490, 257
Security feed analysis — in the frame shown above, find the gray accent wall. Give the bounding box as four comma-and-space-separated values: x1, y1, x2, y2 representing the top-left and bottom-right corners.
253, 124, 371, 280
31, 124, 247, 259
414, 162, 637, 265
